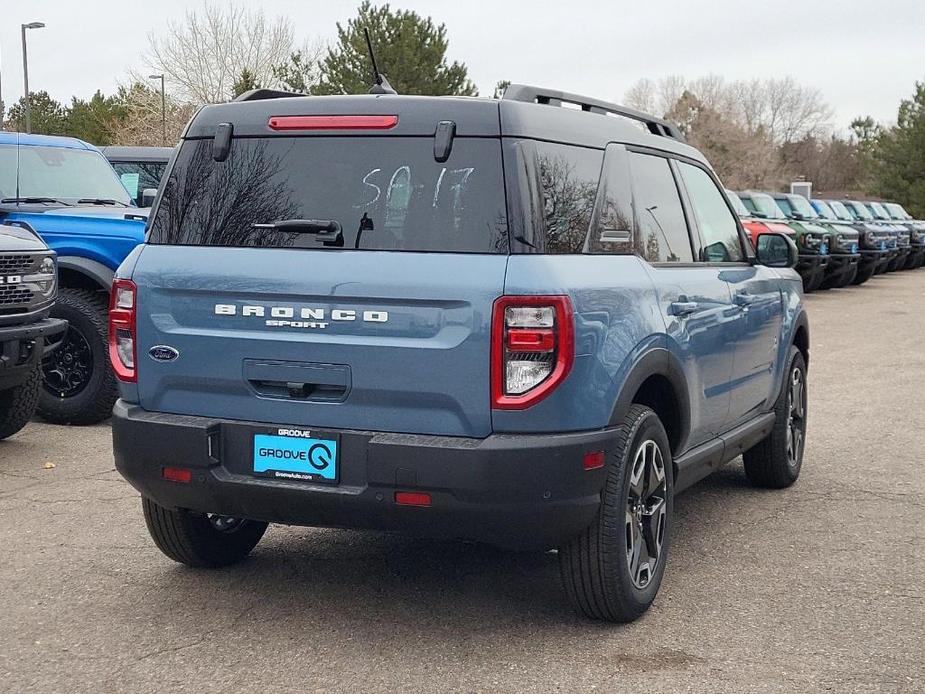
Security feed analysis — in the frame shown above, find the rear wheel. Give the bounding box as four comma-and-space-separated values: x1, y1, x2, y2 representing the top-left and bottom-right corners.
559, 405, 673, 622
0, 366, 41, 441
142, 497, 269, 567
743, 346, 807, 488
38, 288, 117, 425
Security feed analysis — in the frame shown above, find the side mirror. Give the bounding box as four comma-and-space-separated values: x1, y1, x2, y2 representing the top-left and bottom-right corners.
141, 188, 158, 207
790, 212, 805, 221
755, 232, 798, 268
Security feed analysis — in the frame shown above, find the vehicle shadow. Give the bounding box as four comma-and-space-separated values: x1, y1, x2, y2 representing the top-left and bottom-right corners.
146, 462, 769, 633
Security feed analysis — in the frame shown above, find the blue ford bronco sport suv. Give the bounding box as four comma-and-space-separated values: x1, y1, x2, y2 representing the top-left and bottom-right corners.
111, 86, 809, 622
0, 133, 147, 424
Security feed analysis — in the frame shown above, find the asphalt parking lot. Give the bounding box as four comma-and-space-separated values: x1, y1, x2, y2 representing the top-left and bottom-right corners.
1, 270, 923, 694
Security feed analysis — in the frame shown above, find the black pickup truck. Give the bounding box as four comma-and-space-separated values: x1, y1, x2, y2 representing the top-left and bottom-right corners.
0, 224, 66, 440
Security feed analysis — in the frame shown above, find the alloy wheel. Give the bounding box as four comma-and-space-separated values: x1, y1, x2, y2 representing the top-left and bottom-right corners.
41, 326, 93, 399
625, 439, 667, 589
786, 366, 807, 467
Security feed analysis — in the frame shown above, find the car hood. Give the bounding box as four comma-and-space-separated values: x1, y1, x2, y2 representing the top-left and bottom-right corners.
0, 207, 146, 243
41, 205, 149, 220
0, 223, 49, 252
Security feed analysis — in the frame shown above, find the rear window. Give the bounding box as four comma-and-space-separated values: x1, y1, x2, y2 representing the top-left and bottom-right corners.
148, 137, 508, 253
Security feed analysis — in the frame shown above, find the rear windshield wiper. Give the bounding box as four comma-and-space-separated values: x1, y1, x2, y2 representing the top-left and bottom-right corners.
253, 219, 344, 246
77, 198, 129, 207
1, 196, 72, 205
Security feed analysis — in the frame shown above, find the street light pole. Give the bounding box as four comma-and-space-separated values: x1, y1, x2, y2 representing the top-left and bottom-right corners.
21, 21, 45, 134
149, 74, 166, 146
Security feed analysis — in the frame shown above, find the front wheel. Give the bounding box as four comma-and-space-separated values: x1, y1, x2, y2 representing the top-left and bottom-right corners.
0, 366, 41, 441
559, 405, 673, 622
852, 262, 876, 285
38, 288, 117, 425
742, 346, 807, 488
142, 497, 269, 568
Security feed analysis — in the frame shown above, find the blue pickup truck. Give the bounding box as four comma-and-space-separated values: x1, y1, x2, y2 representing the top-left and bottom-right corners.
111, 86, 810, 622
0, 133, 146, 424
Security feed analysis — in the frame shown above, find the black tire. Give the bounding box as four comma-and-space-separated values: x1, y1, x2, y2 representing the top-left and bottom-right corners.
142, 497, 268, 568
559, 405, 673, 622
837, 265, 858, 288
0, 366, 41, 441
851, 262, 876, 286
37, 288, 117, 425
742, 346, 807, 489
802, 270, 822, 293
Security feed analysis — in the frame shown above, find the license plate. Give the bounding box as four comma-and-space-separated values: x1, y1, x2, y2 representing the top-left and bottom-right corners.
253, 430, 338, 483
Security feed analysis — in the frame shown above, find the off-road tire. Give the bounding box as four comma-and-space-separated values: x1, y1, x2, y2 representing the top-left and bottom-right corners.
802, 271, 823, 293
0, 366, 41, 440
852, 262, 876, 285
837, 265, 858, 287
559, 405, 673, 622
38, 288, 117, 425
743, 346, 807, 488
142, 497, 268, 568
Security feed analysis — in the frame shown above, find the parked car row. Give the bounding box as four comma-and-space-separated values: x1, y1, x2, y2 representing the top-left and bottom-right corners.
727, 188, 924, 292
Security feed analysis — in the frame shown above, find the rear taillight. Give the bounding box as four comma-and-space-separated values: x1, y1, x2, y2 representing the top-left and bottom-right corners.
491, 296, 574, 410
108, 279, 137, 383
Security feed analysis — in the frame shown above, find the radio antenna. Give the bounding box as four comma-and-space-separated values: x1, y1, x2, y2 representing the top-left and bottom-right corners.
364, 27, 396, 95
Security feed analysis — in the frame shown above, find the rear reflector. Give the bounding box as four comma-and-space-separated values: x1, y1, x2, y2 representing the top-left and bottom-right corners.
162, 467, 192, 483
583, 451, 606, 470
394, 491, 431, 507
267, 115, 399, 131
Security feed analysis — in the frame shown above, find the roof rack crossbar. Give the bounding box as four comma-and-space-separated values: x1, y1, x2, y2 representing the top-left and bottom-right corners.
502, 84, 685, 142
233, 88, 307, 103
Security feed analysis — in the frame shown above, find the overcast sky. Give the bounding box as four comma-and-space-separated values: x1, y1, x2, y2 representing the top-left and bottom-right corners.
2, 0, 923, 131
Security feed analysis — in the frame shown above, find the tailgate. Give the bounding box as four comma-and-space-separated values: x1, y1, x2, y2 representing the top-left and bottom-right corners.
133, 246, 506, 437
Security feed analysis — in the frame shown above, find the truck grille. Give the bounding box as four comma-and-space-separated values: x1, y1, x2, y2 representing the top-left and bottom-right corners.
0, 286, 34, 306
0, 254, 38, 274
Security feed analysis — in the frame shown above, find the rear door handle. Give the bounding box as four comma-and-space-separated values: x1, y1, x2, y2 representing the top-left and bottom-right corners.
668, 301, 699, 317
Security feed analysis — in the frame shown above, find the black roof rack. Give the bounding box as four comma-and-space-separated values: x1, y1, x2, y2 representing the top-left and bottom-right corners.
502, 84, 686, 142
233, 88, 306, 102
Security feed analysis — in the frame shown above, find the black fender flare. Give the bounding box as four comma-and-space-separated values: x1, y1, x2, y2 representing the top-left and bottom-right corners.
791, 309, 810, 364
608, 347, 692, 453
57, 257, 114, 291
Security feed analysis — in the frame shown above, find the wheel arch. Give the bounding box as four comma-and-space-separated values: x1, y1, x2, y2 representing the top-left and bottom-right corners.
609, 347, 691, 456
57, 257, 114, 293
791, 310, 809, 367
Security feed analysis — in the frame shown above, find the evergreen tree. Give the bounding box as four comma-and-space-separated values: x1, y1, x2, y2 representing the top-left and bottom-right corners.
314, 2, 477, 96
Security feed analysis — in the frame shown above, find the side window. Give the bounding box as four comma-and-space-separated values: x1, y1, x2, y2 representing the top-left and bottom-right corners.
627, 152, 693, 263
677, 162, 745, 263
534, 142, 603, 254
586, 144, 635, 255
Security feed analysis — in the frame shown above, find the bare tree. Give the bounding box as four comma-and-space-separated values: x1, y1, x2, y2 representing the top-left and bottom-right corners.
666, 91, 782, 189
730, 76, 833, 144
108, 83, 196, 147
626, 74, 833, 146
624, 78, 657, 113
145, 3, 295, 103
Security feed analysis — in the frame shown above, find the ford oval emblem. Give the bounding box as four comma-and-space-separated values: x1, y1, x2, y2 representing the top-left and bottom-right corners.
149, 345, 180, 362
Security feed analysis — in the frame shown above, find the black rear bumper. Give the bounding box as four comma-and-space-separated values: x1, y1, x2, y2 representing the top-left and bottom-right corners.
0, 317, 67, 390
112, 401, 618, 550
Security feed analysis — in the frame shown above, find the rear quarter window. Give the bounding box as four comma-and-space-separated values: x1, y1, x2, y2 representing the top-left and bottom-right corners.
148, 137, 509, 253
